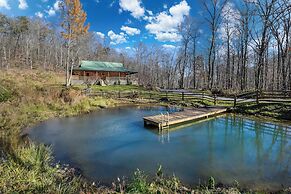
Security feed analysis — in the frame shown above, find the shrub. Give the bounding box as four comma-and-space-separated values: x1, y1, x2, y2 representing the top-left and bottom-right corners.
0, 86, 12, 102
208, 176, 215, 189
127, 169, 149, 193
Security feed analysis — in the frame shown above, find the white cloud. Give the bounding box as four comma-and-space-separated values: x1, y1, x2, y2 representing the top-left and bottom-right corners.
221, 2, 240, 25
0, 0, 10, 9
46, 7, 56, 16
95, 31, 105, 39
53, 0, 61, 11
156, 32, 182, 42
119, 0, 145, 19
19, 0, 28, 10
147, 10, 153, 16
108, 30, 127, 45
121, 25, 140, 36
145, 0, 190, 42
163, 44, 176, 49
45, 1, 61, 17
143, 15, 154, 22
169, 0, 190, 17
19, 0, 28, 9
35, 11, 44, 18
219, 2, 240, 41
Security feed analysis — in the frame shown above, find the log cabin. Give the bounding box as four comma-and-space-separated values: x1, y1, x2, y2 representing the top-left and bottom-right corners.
72, 60, 138, 85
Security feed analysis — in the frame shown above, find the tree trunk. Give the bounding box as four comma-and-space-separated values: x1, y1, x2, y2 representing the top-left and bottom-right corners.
66, 40, 71, 87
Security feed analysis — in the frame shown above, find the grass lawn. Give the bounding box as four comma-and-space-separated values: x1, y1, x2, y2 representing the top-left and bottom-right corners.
235, 102, 291, 121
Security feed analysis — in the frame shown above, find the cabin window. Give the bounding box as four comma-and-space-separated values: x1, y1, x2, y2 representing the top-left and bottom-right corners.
86, 73, 90, 76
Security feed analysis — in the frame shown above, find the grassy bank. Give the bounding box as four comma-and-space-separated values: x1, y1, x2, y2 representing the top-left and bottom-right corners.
0, 69, 118, 193
0, 69, 290, 193
234, 102, 291, 121
0, 70, 117, 147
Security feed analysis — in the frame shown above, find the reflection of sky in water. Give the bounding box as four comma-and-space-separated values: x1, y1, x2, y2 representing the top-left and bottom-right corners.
29, 106, 291, 191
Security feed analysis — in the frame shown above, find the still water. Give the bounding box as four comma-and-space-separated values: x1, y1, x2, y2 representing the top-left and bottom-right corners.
29, 106, 291, 190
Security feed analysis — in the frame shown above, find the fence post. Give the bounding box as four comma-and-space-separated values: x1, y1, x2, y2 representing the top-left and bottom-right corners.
234, 95, 237, 108
256, 90, 259, 105
182, 92, 184, 101
202, 92, 204, 103
214, 94, 217, 105
118, 91, 121, 98
149, 92, 152, 100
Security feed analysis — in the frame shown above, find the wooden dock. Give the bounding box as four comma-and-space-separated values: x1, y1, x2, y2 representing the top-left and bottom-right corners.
143, 107, 228, 130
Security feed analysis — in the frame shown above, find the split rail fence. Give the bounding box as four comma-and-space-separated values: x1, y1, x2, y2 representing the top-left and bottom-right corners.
84, 89, 291, 107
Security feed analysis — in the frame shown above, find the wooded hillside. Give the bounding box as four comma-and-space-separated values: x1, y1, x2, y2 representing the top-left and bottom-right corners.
0, 0, 290, 92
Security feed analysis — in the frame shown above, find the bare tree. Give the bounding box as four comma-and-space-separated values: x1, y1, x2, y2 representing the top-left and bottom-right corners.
249, 0, 277, 91
202, 0, 227, 89
270, 0, 291, 91
177, 17, 192, 89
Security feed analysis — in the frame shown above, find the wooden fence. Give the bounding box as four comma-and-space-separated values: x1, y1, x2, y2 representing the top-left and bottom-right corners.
84, 89, 291, 107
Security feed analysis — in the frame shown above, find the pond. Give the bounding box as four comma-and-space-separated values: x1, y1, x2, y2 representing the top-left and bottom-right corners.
29, 106, 291, 191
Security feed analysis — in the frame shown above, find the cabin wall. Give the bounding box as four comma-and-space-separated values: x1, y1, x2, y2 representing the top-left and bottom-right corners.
73, 70, 127, 79
72, 70, 137, 85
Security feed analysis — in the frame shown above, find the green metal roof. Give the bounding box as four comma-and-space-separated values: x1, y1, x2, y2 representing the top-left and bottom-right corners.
75, 61, 132, 72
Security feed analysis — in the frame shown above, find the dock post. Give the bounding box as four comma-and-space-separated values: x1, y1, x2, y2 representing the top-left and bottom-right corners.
234, 95, 237, 108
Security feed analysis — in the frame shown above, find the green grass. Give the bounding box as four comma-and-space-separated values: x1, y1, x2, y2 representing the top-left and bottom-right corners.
126, 166, 243, 194
0, 85, 12, 102
0, 144, 98, 193
0, 70, 120, 193
235, 102, 291, 121
75, 84, 236, 108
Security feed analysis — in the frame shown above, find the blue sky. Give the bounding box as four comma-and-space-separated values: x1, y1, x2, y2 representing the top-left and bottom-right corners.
0, 0, 212, 51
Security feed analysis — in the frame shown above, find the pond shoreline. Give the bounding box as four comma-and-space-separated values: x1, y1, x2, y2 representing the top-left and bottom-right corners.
27, 103, 291, 193
4, 94, 291, 193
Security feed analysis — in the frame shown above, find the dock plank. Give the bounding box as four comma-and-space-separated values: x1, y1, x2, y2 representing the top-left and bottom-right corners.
143, 107, 228, 129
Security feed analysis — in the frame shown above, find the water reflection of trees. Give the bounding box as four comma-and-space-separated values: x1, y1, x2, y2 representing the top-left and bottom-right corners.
226, 115, 291, 181
206, 120, 215, 169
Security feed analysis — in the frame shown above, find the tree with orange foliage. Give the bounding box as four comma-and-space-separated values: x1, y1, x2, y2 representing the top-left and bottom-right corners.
60, 0, 90, 86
